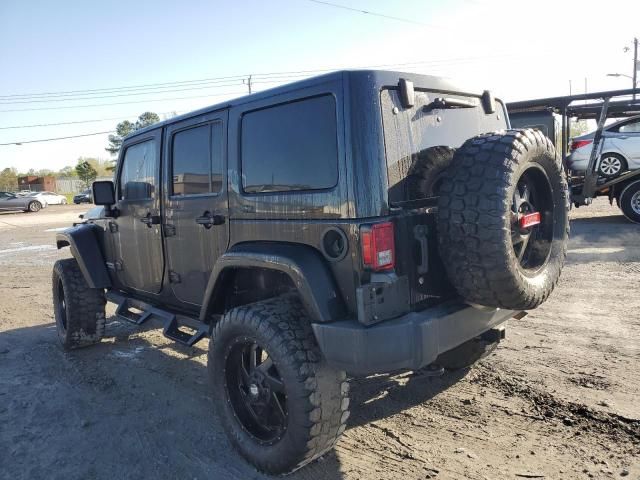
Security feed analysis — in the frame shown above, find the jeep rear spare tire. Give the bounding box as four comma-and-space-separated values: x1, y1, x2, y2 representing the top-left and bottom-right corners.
437, 129, 569, 310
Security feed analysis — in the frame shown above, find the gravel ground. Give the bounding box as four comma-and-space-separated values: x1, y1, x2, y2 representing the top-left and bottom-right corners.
0, 201, 638, 480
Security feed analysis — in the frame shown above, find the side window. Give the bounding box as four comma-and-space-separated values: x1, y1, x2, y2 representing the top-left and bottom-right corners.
241, 95, 338, 194
172, 122, 223, 195
619, 120, 640, 133
119, 140, 157, 200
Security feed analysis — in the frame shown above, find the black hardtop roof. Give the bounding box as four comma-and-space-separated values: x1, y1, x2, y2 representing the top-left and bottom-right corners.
127, 69, 484, 140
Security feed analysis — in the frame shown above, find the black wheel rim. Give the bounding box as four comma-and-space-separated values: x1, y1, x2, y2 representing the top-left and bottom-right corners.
224, 338, 287, 444
56, 279, 67, 330
511, 165, 554, 273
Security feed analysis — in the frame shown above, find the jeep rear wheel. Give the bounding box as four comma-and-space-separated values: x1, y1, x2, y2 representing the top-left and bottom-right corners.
437, 129, 569, 310
52, 258, 106, 350
208, 295, 349, 474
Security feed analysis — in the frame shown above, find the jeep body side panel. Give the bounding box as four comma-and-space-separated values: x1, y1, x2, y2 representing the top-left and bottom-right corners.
220, 75, 360, 314
200, 243, 346, 323
56, 224, 111, 289
227, 76, 351, 220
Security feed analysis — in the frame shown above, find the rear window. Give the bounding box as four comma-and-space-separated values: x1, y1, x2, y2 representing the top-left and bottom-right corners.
241, 95, 338, 194
381, 88, 508, 205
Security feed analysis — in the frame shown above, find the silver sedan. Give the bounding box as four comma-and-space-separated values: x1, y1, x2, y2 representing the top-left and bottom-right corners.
0, 191, 44, 212
567, 115, 640, 178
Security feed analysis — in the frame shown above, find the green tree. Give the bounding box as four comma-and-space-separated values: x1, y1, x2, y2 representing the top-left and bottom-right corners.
0, 167, 18, 191
58, 166, 77, 177
106, 120, 135, 156
105, 112, 160, 159
75, 161, 98, 188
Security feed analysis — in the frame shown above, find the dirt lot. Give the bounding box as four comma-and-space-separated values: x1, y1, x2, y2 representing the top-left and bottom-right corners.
0, 201, 638, 480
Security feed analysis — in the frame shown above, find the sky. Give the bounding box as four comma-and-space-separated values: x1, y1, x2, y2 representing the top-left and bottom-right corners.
1, 0, 638, 172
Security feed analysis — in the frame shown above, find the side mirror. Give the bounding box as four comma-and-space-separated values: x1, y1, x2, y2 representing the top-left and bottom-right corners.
92, 181, 115, 206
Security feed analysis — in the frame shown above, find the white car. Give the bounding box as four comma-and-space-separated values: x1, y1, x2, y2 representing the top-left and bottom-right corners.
26, 191, 68, 206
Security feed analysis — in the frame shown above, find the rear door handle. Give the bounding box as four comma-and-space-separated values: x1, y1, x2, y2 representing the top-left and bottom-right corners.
140, 213, 161, 227
195, 211, 225, 229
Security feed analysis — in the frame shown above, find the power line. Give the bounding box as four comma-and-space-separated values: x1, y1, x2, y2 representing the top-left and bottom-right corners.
0, 80, 249, 105
0, 74, 250, 99
0, 130, 115, 146
0, 54, 525, 115
0, 90, 247, 113
305, 0, 433, 26
0, 54, 518, 102
0, 111, 183, 130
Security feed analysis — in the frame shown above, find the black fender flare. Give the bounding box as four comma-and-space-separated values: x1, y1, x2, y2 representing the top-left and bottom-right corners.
56, 224, 111, 289
200, 243, 345, 323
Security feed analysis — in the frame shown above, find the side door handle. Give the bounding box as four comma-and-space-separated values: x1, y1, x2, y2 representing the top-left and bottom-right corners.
195, 211, 225, 229
140, 213, 161, 227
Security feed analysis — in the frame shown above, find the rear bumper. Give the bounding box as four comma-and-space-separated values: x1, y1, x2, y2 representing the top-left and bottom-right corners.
312, 301, 517, 375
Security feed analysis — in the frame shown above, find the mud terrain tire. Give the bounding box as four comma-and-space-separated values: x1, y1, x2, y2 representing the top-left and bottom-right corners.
208, 295, 350, 474
407, 146, 456, 199
437, 129, 569, 310
52, 258, 106, 350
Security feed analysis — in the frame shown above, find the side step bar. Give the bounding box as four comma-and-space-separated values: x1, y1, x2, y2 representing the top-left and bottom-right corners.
106, 291, 208, 347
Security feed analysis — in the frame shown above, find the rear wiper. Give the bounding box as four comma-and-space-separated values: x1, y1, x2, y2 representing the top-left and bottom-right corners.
426, 97, 477, 110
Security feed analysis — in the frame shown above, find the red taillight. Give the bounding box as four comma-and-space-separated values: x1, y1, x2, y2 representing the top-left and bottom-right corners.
570, 139, 593, 151
360, 222, 395, 271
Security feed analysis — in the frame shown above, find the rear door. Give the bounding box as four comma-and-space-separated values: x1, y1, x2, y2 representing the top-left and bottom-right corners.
113, 130, 164, 294
163, 111, 229, 306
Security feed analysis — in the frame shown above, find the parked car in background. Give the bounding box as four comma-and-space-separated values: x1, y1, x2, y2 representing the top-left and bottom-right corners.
27, 191, 67, 205
0, 191, 44, 212
73, 189, 92, 204
568, 115, 640, 178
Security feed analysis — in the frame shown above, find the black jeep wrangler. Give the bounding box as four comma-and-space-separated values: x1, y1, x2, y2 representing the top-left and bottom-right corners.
52, 70, 569, 474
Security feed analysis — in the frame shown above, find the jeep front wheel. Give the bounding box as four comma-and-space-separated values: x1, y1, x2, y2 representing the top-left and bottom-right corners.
208, 295, 349, 474
52, 258, 106, 350
437, 129, 569, 310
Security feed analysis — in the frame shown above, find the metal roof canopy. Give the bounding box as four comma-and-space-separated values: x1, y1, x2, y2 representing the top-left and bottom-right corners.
508, 88, 640, 120
508, 88, 640, 205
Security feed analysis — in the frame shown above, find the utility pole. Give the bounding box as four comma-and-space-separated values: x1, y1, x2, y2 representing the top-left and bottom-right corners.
244, 75, 253, 94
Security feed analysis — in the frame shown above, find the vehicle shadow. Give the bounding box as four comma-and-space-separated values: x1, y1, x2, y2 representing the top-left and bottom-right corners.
348, 369, 469, 429
0, 314, 474, 480
567, 213, 640, 264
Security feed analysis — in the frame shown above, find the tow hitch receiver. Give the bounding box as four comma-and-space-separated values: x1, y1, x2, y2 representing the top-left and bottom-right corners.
519, 212, 541, 229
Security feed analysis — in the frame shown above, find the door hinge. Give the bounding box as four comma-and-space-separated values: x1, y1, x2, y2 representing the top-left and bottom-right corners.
112, 261, 123, 271
108, 221, 118, 233
164, 224, 176, 237
168, 270, 181, 284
